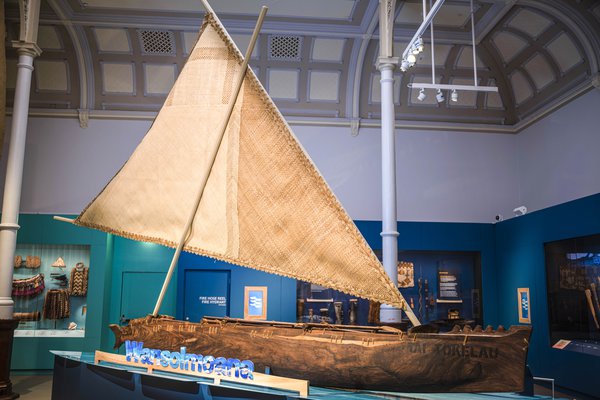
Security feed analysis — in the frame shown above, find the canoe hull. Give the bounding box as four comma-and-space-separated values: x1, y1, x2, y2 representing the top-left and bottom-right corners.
110, 316, 531, 393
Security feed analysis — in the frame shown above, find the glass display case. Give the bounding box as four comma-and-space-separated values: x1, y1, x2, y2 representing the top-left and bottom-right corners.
296, 250, 482, 329
545, 234, 600, 356
392, 250, 482, 329
12, 244, 90, 337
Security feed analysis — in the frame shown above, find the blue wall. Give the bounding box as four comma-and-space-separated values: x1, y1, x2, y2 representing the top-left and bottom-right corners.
176, 252, 296, 322
357, 220, 498, 325
495, 193, 600, 397
175, 221, 496, 326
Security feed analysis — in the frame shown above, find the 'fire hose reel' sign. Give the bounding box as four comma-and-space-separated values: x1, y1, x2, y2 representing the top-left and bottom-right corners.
199, 296, 227, 307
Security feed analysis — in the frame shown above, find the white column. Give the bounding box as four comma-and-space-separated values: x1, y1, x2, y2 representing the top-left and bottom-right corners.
377, 61, 403, 324
0, 44, 41, 319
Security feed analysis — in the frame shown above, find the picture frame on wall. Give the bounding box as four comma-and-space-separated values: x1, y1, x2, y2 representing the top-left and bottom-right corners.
517, 287, 531, 324
244, 286, 267, 320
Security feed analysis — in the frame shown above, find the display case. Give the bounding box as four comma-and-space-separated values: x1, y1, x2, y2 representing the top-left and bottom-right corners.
12, 244, 90, 337
545, 234, 600, 356
296, 250, 482, 329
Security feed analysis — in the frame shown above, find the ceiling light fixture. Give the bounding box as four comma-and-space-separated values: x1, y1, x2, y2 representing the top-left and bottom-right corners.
412, 37, 424, 55
436, 89, 444, 103
417, 89, 426, 101
400, 59, 410, 72
401, 0, 499, 96
451, 89, 458, 102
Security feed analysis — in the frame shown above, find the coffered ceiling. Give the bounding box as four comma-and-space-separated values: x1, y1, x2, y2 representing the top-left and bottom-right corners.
4, 0, 600, 133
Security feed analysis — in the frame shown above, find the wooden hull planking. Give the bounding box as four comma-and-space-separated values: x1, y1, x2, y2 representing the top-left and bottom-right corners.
110, 316, 531, 393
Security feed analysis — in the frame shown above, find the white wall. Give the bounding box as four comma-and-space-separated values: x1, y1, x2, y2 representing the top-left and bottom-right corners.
516, 89, 600, 214
2, 89, 598, 223
1, 116, 518, 223
0, 117, 149, 214
296, 125, 518, 223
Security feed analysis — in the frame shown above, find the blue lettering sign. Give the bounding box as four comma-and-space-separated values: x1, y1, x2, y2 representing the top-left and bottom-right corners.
123, 341, 253, 380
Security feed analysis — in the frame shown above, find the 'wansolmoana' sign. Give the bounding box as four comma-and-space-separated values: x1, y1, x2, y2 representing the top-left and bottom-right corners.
125, 340, 254, 379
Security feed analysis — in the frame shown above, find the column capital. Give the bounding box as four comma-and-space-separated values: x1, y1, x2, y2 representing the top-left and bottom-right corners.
12, 40, 42, 57
376, 57, 399, 71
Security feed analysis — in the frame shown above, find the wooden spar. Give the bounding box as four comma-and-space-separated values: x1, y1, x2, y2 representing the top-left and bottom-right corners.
585, 289, 600, 329
53, 216, 75, 224
152, 3, 268, 317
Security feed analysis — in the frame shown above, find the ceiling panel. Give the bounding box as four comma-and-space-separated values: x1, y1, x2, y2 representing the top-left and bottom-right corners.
510, 70, 533, 105
455, 46, 485, 69
82, 0, 357, 19
145, 64, 177, 95
102, 62, 135, 94
507, 9, 552, 39
35, 60, 69, 92
182, 32, 198, 56
309, 71, 340, 101
37, 26, 63, 50
267, 69, 299, 100
230, 34, 259, 59
491, 31, 528, 64
396, 2, 471, 28
5, 0, 597, 131
312, 38, 346, 62
546, 33, 582, 74
94, 28, 131, 53
522, 53, 555, 91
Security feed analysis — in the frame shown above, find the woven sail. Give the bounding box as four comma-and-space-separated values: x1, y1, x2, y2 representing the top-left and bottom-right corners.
75, 12, 407, 309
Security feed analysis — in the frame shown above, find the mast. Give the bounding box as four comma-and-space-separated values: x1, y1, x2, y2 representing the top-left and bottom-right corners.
152, 1, 268, 316
377, 0, 420, 326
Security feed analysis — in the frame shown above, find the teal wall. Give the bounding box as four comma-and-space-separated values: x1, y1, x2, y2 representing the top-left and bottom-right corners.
494, 193, 600, 397
106, 237, 177, 350
11, 215, 107, 370
9, 215, 178, 369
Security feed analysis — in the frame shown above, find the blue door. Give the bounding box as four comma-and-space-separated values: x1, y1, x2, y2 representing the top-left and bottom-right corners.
183, 270, 231, 322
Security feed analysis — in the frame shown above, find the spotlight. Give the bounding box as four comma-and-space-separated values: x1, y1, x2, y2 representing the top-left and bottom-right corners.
417, 89, 426, 101
407, 53, 417, 64
400, 59, 410, 72
451, 89, 458, 102
436, 89, 444, 103
414, 37, 424, 53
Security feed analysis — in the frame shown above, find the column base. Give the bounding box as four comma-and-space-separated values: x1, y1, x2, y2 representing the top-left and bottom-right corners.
0, 320, 20, 400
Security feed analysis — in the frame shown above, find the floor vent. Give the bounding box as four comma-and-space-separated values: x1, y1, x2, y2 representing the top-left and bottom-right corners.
137, 29, 176, 56
268, 35, 303, 61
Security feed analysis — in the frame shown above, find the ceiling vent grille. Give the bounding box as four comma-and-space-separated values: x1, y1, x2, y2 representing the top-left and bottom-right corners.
268, 35, 303, 61
137, 29, 176, 56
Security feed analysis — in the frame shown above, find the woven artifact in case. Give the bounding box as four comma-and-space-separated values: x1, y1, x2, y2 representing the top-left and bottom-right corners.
69, 263, 89, 296
12, 273, 45, 296
25, 255, 41, 269
43, 289, 70, 320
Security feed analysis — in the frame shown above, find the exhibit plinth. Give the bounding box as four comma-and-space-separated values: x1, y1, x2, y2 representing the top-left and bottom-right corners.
51, 351, 556, 400
0, 319, 19, 400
